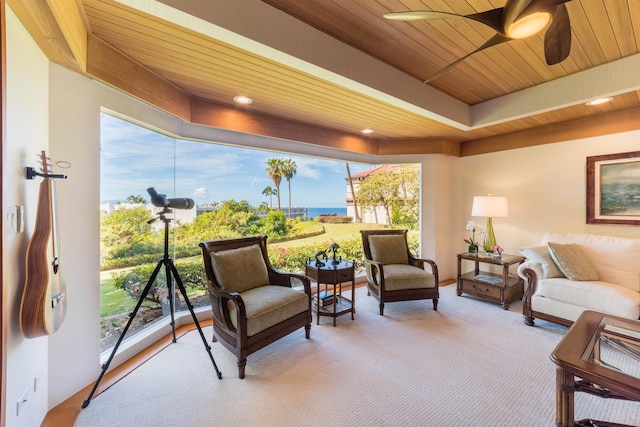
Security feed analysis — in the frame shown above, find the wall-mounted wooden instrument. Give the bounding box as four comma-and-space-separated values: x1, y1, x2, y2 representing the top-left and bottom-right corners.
20, 151, 68, 338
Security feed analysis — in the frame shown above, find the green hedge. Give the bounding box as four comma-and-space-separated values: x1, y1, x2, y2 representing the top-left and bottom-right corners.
316, 215, 353, 224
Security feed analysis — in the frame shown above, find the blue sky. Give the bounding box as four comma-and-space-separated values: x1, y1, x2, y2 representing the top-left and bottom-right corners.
100, 114, 373, 208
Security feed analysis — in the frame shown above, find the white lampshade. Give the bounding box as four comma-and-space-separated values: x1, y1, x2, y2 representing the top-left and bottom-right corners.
471, 196, 509, 218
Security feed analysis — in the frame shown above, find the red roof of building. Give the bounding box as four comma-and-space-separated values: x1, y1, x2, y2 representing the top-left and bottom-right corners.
349, 164, 401, 179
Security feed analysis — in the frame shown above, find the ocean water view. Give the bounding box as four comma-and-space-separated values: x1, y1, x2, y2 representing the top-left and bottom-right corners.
307, 207, 347, 219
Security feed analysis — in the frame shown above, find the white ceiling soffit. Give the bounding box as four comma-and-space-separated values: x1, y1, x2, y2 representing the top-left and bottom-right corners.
124, 0, 640, 131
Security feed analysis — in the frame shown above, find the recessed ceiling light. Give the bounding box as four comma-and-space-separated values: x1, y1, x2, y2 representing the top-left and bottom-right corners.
586, 97, 613, 106
361, 128, 374, 134
233, 95, 253, 105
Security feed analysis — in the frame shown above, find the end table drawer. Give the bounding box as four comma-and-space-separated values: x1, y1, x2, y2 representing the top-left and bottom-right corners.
460, 280, 501, 299
335, 269, 353, 282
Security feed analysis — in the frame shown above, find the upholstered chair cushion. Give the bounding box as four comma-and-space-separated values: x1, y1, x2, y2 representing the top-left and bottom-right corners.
379, 264, 435, 291
517, 245, 563, 279
229, 286, 309, 336
210, 244, 269, 293
368, 235, 409, 265
547, 242, 599, 281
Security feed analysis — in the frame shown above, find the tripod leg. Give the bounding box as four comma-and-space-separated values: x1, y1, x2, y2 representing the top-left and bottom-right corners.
165, 261, 177, 343
82, 260, 165, 408
169, 261, 222, 379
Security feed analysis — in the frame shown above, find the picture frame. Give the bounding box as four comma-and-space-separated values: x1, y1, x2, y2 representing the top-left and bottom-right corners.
586, 151, 640, 225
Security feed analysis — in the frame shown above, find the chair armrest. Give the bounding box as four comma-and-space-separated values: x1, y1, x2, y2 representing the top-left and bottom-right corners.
267, 269, 311, 293
363, 258, 383, 288
517, 261, 542, 296
410, 257, 439, 284
208, 284, 247, 334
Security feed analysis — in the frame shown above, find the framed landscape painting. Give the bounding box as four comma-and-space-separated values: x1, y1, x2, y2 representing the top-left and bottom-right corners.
587, 151, 640, 225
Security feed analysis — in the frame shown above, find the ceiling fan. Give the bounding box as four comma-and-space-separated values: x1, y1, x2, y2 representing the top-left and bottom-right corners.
384, 0, 572, 83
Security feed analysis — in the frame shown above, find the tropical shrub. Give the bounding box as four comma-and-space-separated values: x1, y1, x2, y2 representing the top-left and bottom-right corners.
260, 210, 289, 238
110, 259, 207, 308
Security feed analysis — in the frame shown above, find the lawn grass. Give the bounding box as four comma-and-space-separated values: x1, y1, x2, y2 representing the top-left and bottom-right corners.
100, 269, 138, 317
273, 222, 387, 248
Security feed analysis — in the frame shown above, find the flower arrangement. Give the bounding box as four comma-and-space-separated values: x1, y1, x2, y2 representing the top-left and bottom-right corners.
464, 220, 484, 253
490, 245, 504, 259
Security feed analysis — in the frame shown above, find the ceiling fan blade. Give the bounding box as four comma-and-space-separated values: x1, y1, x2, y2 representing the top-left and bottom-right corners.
544, 3, 571, 64
384, 11, 464, 21
424, 33, 512, 83
385, 9, 504, 33
519, 0, 571, 17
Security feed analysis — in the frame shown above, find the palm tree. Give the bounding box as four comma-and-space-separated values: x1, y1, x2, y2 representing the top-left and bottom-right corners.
345, 163, 361, 223
257, 201, 270, 215
281, 159, 297, 218
265, 158, 284, 210
262, 186, 277, 209
126, 194, 146, 204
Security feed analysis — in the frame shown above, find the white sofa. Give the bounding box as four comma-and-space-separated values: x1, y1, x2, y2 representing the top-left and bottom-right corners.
517, 232, 640, 327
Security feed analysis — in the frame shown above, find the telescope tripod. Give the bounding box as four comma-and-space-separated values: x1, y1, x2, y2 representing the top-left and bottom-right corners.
82, 207, 221, 408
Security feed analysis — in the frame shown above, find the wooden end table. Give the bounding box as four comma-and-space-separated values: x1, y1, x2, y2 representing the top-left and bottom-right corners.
456, 252, 525, 310
305, 259, 355, 326
550, 310, 640, 427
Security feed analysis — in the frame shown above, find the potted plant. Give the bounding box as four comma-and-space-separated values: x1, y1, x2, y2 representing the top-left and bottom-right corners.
464, 220, 484, 255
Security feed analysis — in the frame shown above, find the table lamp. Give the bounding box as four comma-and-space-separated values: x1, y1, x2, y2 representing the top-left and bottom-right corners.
471, 196, 509, 252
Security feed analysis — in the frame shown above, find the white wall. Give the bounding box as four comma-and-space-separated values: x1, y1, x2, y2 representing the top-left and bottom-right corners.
5, 7, 51, 427
47, 62, 102, 409
451, 133, 640, 278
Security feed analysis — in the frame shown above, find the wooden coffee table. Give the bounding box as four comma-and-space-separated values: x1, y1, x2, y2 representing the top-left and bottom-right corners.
550, 310, 640, 427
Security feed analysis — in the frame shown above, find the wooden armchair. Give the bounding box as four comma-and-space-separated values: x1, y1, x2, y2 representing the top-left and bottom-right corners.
200, 235, 312, 378
361, 230, 439, 315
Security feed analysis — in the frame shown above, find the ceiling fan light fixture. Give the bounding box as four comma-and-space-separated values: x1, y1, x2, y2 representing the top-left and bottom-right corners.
506, 12, 551, 39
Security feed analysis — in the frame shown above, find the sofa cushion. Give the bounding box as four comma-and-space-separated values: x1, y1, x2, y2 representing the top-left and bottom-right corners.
517, 245, 563, 279
228, 285, 309, 336
210, 244, 269, 293
537, 278, 640, 320
380, 264, 435, 291
369, 234, 409, 265
542, 233, 640, 292
547, 242, 599, 281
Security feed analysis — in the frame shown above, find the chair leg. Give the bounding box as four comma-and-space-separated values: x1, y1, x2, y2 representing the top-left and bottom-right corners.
305, 323, 311, 339
379, 303, 384, 316
238, 359, 246, 379
433, 298, 438, 311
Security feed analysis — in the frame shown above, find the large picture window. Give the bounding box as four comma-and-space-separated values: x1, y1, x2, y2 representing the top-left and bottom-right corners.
99, 113, 421, 352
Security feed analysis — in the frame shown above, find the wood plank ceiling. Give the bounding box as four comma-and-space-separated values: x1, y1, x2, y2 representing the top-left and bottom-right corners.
70, 1, 640, 154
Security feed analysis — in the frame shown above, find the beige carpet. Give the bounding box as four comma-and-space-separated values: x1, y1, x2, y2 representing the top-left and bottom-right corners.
75, 285, 640, 427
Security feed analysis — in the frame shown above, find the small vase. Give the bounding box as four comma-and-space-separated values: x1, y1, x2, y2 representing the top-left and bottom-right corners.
484, 217, 497, 252
468, 244, 478, 255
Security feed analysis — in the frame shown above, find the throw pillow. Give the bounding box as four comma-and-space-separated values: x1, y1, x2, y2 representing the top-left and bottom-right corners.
368, 234, 409, 265
547, 242, 599, 281
517, 245, 563, 279
210, 244, 270, 293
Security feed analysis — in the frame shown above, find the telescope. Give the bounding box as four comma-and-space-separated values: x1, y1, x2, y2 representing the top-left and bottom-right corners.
147, 187, 194, 210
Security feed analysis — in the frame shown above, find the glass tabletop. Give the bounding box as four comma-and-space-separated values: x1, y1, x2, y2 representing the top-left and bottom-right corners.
583, 317, 640, 379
